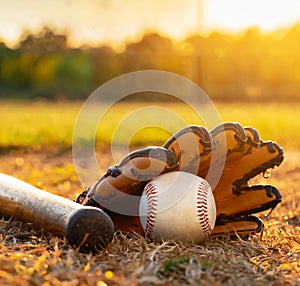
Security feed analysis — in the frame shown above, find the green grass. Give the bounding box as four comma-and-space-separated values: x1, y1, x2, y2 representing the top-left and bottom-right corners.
0, 101, 80, 149
0, 100, 299, 285
0, 100, 299, 150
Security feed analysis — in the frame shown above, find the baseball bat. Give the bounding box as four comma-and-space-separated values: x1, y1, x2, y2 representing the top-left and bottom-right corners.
0, 173, 114, 253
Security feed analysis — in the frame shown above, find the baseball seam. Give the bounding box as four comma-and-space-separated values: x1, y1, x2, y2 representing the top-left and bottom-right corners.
144, 183, 158, 238
196, 181, 213, 238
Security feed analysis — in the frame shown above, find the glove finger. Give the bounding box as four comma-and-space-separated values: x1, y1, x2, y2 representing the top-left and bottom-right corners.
210, 122, 247, 157
244, 126, 261, 148
211, 216, 263, 237
83, 147, 178, 213
212, 140, 283, 202
163, 123, 253, 180
163, 125, 213, 175
232, 141, 284, 189
214, 126, 261, 170
211, 125, 260, 163
164, 123, 248, 180
203, 122, 248, 186
215, 185, 281, 217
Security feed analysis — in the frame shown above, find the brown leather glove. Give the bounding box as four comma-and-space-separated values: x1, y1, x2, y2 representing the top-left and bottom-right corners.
78, 122, 284, 238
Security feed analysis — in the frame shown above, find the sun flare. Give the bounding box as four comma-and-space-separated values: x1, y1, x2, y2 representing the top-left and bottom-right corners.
0, 0, 299, 48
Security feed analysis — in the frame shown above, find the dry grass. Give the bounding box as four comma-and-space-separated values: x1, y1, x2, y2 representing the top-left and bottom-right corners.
0, 149, 299, 286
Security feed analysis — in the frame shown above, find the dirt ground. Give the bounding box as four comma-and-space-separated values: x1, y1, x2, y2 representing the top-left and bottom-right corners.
0, 148, 299, 285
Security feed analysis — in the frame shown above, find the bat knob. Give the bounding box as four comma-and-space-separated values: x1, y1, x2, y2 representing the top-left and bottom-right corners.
65, 206, 114, 253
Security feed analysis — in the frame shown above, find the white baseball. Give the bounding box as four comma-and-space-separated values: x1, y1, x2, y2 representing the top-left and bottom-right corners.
139, 171, 216, 243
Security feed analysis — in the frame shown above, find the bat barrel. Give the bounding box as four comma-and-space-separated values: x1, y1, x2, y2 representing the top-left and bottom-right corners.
0, 173, 114, 253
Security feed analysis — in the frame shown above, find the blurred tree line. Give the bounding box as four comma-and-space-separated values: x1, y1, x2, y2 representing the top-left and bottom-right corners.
0, 24, 299, 101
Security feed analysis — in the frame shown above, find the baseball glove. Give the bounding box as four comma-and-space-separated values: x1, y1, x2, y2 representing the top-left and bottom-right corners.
78, 122, 284, 238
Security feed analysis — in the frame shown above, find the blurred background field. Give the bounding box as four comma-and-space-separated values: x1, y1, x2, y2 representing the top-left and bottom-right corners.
0, 1, 299, 153
1, 100, 299, 152
0, 6, 299, 155
0, 23, 300, 103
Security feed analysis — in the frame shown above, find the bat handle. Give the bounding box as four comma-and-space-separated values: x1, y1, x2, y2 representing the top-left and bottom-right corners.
0, 173, 114, 253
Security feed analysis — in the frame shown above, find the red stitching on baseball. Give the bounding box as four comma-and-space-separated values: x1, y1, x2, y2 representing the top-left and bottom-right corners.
144, 183, 158, 238
196, 180, 213, 238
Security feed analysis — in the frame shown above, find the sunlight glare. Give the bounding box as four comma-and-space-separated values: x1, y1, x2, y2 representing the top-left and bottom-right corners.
0, 0, 299, 47
204, 0, 300, 33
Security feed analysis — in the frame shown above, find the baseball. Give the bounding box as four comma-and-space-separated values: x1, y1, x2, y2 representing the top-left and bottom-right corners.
139, 171, 216, 243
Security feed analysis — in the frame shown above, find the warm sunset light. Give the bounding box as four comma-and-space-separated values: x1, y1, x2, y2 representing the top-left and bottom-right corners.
0, 2, 300, 285
0, 0, 299, 48
204, 0, 300, 32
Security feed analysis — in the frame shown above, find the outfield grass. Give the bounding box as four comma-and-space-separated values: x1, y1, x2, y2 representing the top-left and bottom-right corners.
0, 101, 79, 149
0, 100, 299, 285
0, 100, 299, 150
